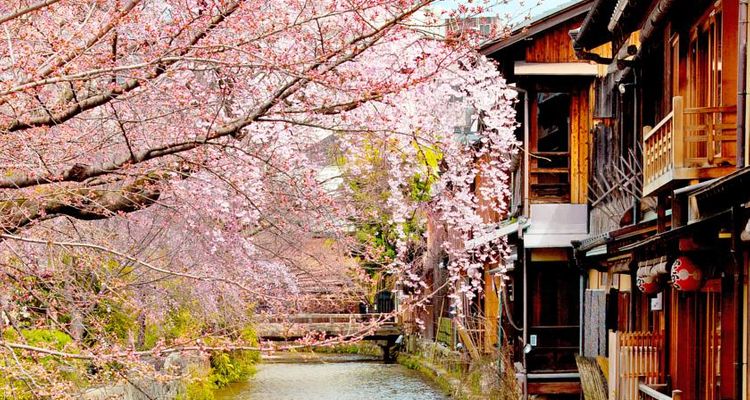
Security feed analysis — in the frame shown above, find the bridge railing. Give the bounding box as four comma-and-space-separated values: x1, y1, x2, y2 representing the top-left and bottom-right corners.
256, 313, 396, 324
255, 313, 402, 342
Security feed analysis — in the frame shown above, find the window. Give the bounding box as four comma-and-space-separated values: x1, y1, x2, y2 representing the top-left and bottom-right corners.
531, 92, 571, 202
689, 10, 722, 108
686, 8, 735, 166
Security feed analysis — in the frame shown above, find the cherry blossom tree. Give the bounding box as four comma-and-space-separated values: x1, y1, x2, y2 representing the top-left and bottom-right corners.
0, 0, 519, 397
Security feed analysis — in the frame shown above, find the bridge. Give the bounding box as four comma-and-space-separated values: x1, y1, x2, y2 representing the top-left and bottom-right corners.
255, 313, 403, 363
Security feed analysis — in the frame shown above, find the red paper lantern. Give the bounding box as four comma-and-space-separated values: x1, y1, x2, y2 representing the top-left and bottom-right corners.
637, 273, 663, 294
671, 256, 703, 291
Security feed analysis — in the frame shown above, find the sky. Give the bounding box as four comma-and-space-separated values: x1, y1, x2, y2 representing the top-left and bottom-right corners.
434, 0, 578, 28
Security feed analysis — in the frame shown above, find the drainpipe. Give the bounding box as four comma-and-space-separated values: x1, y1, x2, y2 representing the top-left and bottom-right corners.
579, 271, 585, 356
633, 68, 640, 224
523, 248, 529, 400
571, 246, 586, 356
508, 85, 530, 217
739, 0, 748, 168
732, 205, 745, 400
498, 280, 503, 345
524, 91, 530, 217
515, 87, 531, 218
507, 84, 530, 399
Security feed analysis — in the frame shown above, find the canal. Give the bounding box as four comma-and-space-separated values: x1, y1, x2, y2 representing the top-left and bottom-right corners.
214, 354, 449, 400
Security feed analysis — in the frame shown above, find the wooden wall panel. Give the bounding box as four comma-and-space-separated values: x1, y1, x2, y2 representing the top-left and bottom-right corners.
483, 273, 499, 352
525, 20, 580, 63
669, 289, 699, 400
571, 90, 580, 202
524, 17, 611, 64
721, 0, 739, 108
570, 88, 590, 204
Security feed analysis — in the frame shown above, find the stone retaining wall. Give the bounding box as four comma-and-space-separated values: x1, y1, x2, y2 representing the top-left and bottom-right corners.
81, 353, 210, 400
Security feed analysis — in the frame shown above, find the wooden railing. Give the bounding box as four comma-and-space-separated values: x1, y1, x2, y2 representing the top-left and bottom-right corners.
684, 104, 737, 167
639, 381, 682, 400
643, 99, 678, 196
642, 96, 736, 196
257, 313, 392, 324
255, 313, 401, 340
608, 331, 663, 400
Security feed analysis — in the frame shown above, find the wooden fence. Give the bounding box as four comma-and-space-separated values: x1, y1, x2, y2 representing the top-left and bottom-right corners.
608, 331, 663, 400
638, 382, 681, 400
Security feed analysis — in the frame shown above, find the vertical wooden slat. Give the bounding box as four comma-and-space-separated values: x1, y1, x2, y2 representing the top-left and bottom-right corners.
643, 126, 653, 186
672, 96, 685, 168
610, 330, 618, 400
610, 331, 665, 399
568, 92, 582, 204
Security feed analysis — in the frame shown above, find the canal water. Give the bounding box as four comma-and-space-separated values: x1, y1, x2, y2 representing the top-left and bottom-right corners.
214, 354, 449, 400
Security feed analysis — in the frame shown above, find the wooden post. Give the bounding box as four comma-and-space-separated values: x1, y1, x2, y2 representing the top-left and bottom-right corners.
672, 389, 682, 400
657, 194, 668, 233
643, 125, 653, 186
706, 110, 715, 165
672, 96, 685, 168
609, 330, 619, 399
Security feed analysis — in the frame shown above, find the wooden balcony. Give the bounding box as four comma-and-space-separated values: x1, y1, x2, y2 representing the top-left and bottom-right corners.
642, 96, 737, 196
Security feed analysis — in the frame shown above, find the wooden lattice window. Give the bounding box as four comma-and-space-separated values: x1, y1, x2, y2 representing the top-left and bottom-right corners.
688, 8, 722, 109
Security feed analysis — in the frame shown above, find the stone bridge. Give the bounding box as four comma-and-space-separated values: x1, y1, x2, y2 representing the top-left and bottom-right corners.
256, 313, 403, 362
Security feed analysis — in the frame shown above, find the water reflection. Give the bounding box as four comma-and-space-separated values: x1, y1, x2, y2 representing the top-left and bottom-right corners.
215, 355, 448, 400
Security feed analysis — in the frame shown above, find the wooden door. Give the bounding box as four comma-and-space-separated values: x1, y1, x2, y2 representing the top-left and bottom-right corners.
698, 279, 722, 400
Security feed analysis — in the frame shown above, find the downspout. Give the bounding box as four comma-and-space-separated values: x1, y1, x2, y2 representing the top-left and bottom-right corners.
739, 0, 748, 168
732, 205, 746, 400
579, 266, 585, 356
498, 279, 503, 345
571, 245, 586, 357
518, 88, 530, 218
737, 7, 749, 400
524, 91, 530, 217
633, 68, 640, 224
508, 84, 530, 217
509, 84, 529, 399
523, 248, 529, 400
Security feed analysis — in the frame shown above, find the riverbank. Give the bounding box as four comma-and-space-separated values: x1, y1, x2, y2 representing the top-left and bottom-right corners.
262, 351, 380, 363
214, 353, 448, 399
397, 338, 521, 400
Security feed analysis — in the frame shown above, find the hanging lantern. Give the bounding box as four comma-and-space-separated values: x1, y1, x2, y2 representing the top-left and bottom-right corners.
636, 273, 663, 294
671, 256, 703, 291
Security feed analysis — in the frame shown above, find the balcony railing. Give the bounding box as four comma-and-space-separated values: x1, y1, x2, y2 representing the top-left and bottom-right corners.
639, 381, 682, 400
642, 96, 736, 196
608, 331, 663, 400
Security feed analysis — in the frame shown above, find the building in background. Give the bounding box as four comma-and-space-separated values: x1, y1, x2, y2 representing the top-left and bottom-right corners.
478, 1, 600, 397
571, 0, 750, 399
446, 16, 503, 38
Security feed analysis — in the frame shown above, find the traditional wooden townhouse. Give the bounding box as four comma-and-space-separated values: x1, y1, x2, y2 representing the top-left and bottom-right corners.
474, 1, 607, 397
570, 0, 750, 399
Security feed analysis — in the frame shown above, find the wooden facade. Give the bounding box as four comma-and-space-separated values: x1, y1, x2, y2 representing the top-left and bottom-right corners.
480, 2, 597, 397
572, 0, 750, 399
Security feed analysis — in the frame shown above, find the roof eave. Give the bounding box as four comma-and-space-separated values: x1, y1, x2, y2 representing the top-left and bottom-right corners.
480, 0, 594, 56
572, 0, 618, 51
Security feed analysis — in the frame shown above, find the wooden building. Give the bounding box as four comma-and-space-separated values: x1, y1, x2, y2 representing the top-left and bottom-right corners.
571, 0, 750, 399
477, 1, 603, 397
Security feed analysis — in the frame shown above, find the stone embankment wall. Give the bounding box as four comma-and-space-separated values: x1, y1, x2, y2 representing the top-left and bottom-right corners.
398, 337, 521, 400
81, 353, 210, 400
